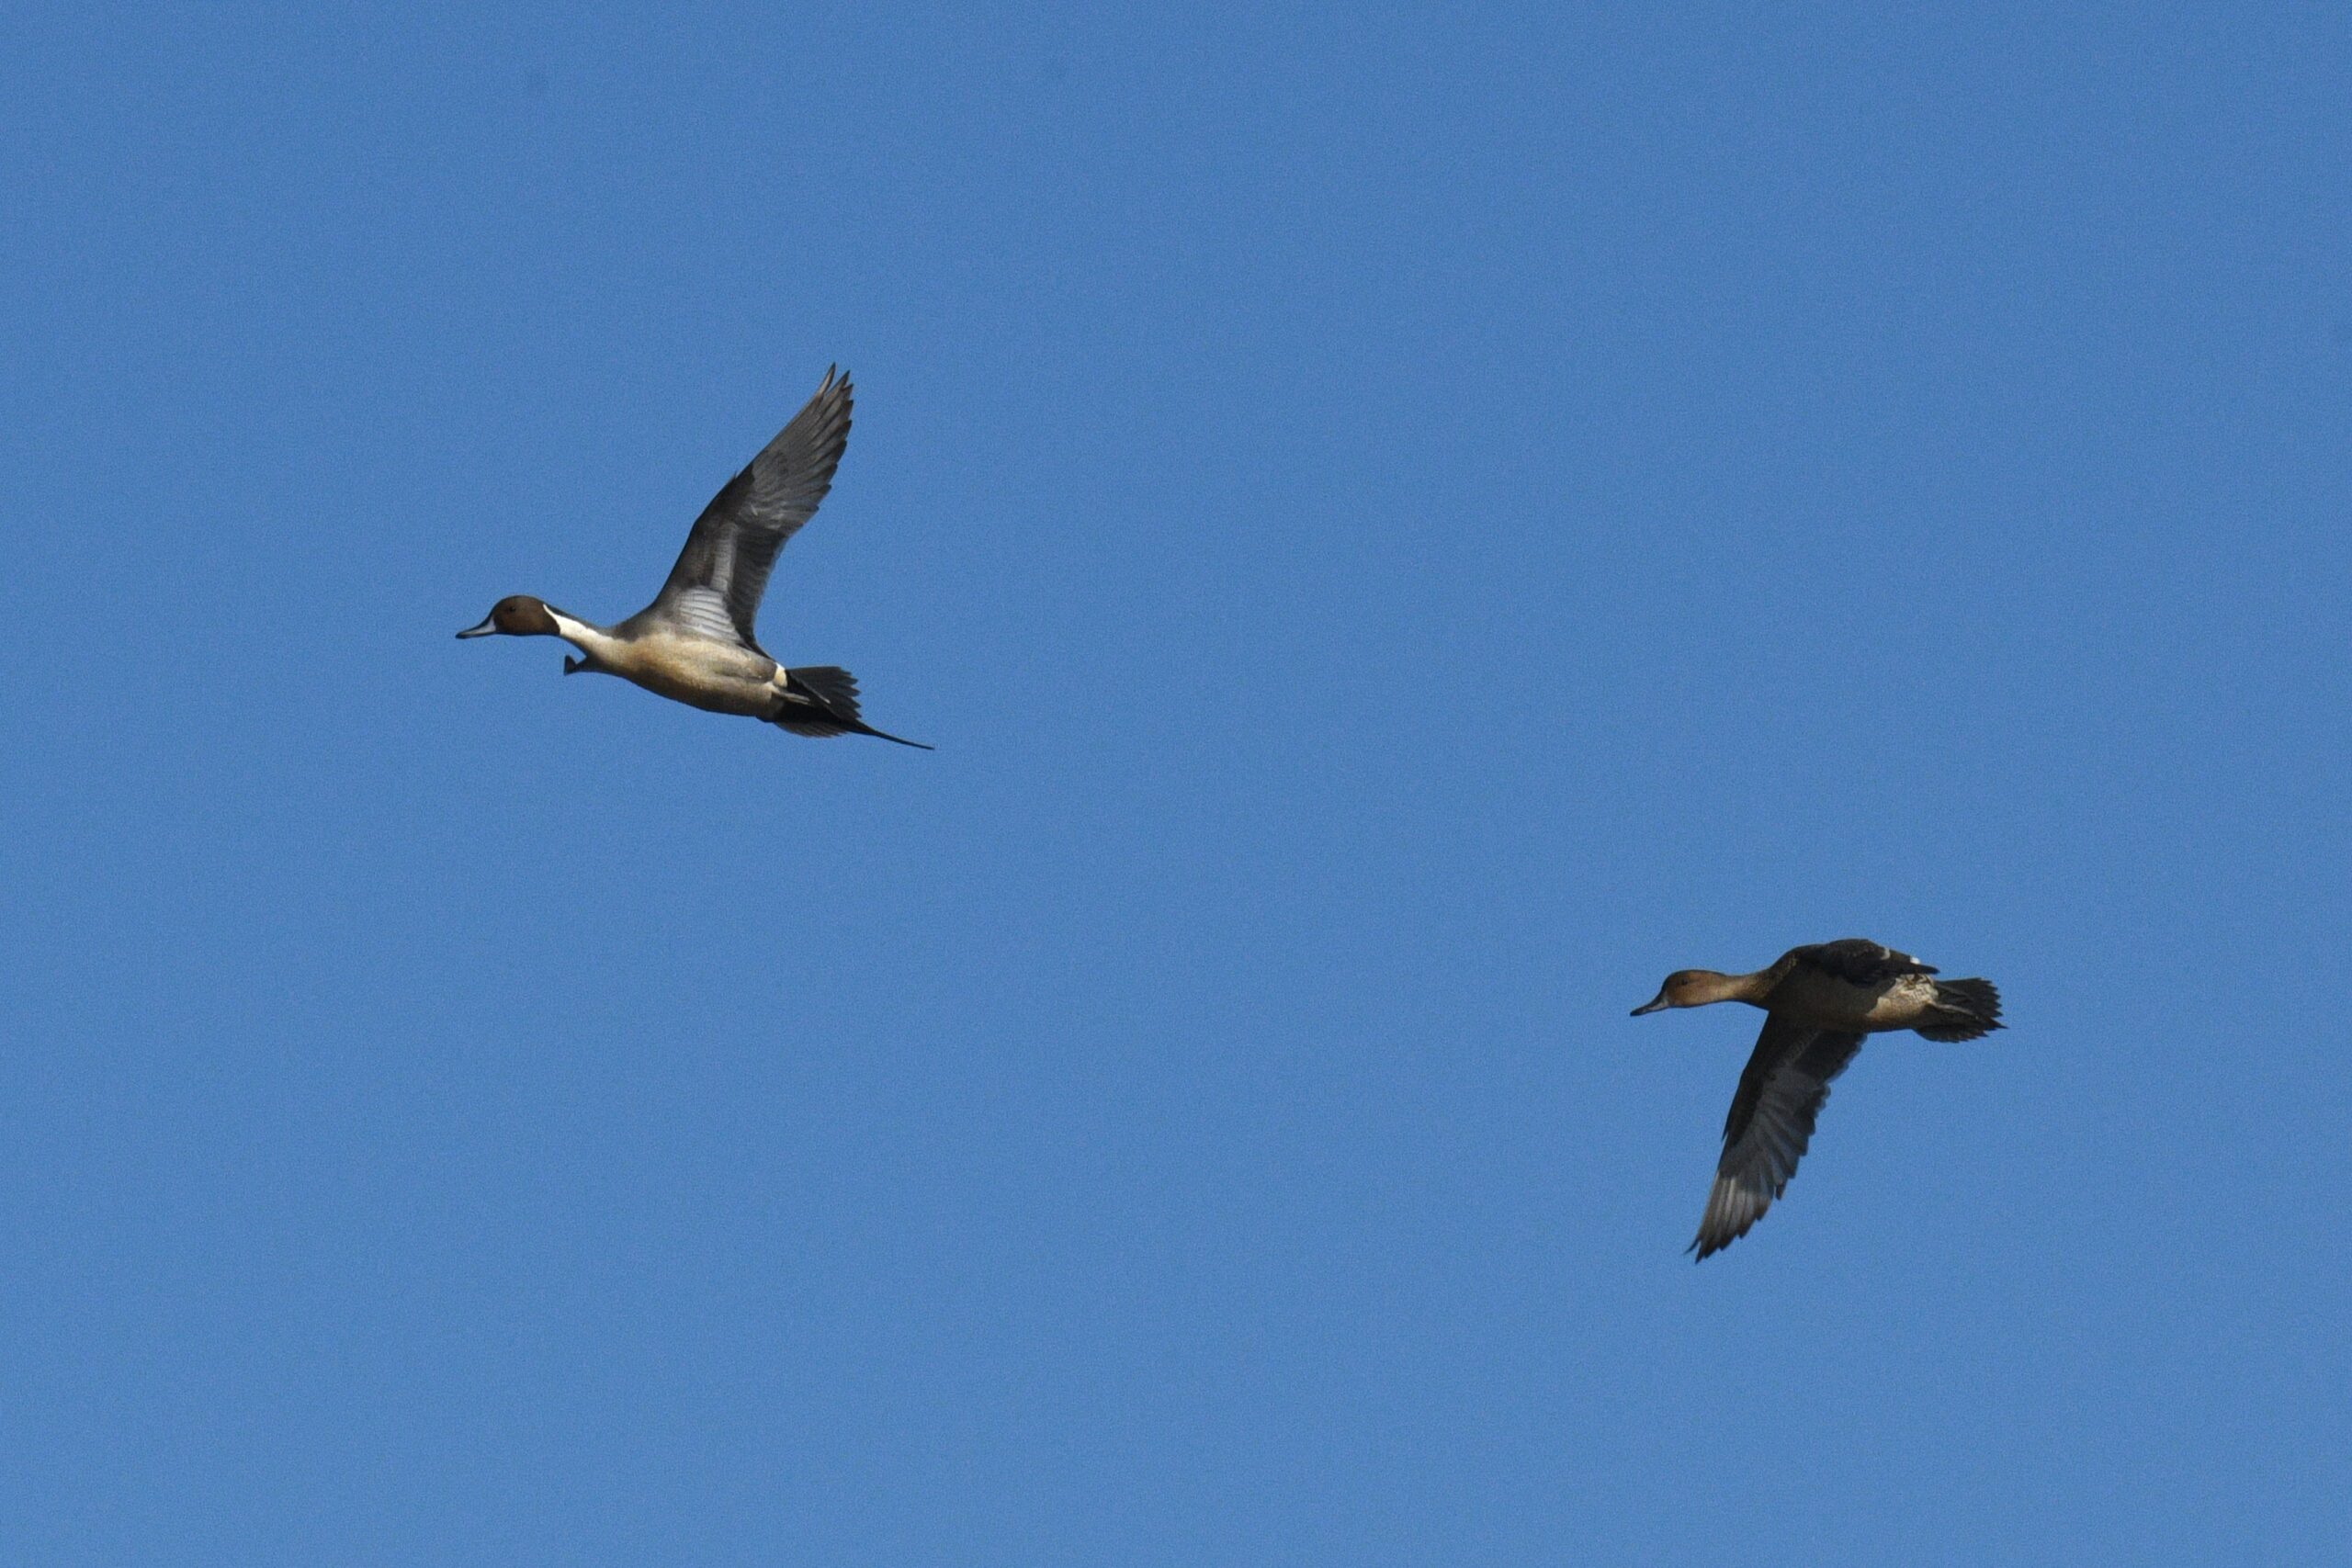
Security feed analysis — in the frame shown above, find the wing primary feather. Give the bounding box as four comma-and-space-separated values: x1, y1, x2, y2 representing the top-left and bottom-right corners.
1690, 1020, 1866, 1259
646, 368, 855, 647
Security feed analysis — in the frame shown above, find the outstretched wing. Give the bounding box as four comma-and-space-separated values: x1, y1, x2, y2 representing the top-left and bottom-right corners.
650, 367, 853, 648
1691, 1017, 1866, 1259
1792, 938, 1937, 987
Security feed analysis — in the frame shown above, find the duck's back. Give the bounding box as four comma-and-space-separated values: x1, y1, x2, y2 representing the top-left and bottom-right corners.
1763, 940, 1941, 1031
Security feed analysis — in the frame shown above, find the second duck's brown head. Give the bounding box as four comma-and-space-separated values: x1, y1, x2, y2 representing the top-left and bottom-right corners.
1630, 970, 1743, 1015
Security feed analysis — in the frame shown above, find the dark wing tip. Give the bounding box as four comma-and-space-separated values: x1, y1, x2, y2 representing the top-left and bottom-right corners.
1689, 1216, 1744, 1262
1688, 1174, 1766, 1261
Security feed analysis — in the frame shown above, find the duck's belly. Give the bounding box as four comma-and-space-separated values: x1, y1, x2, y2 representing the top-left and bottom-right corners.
605, 637, 779, 717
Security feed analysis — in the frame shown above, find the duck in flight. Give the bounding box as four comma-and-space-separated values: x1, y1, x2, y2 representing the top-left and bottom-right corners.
458, 367, 930, 748
1631, 939, 2002, 1259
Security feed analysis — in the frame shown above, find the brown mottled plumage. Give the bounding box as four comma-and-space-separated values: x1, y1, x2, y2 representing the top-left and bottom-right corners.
1631, 940, 2003, 1259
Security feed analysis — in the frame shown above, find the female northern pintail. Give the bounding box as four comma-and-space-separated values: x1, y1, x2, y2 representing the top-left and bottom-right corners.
1630, 939, 2003, 1259
458, 367, 929, 748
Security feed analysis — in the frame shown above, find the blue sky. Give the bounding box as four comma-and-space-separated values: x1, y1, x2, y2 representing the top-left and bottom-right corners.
3, 3, 2346, 1562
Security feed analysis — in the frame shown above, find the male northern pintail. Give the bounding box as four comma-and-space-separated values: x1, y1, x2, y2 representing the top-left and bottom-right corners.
458, 367, 929, 748
1630, 939, 2002, 1259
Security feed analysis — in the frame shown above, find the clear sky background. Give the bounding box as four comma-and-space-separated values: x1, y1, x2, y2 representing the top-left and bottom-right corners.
3, 4, 2346, 1562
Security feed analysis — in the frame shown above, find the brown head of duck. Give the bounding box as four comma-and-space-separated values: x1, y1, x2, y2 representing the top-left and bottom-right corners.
1630, 969, 1763, 1015
456, 595, 562, 640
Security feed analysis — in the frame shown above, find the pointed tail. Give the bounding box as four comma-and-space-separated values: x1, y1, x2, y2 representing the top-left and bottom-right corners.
1917, 977, 2003, 1042
775, 665, 934, 750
